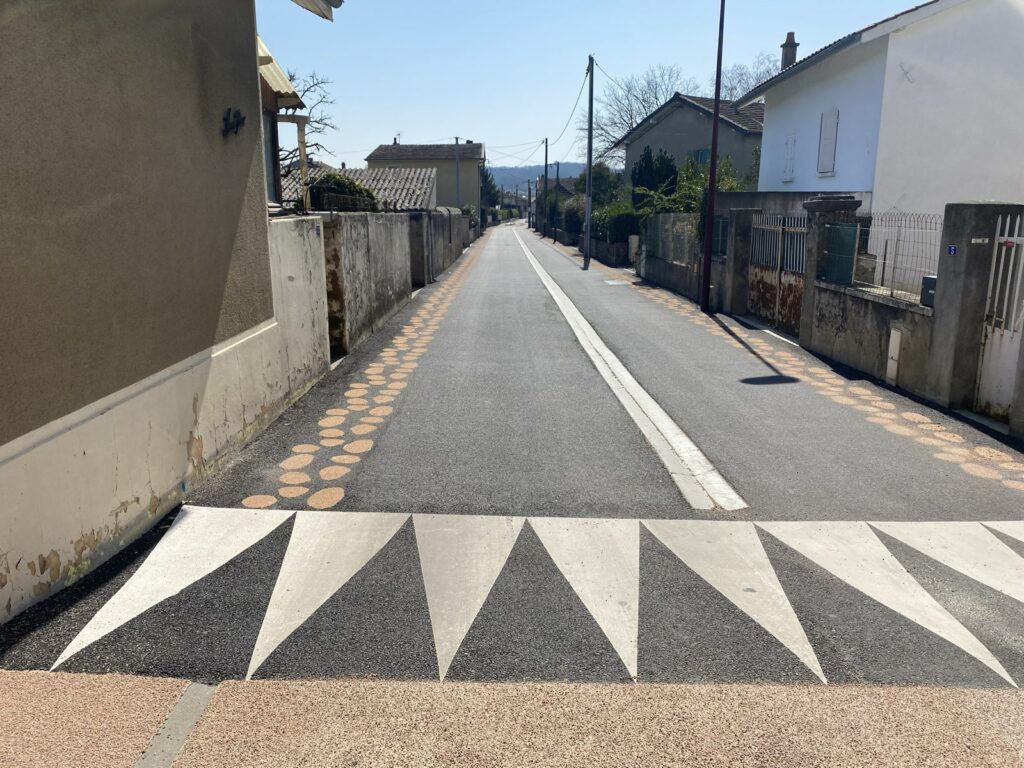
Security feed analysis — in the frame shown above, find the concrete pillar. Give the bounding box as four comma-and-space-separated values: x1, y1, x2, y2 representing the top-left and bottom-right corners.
800, 195, 862, 346
925, 202, 1024, 410
722, 208, 759, 315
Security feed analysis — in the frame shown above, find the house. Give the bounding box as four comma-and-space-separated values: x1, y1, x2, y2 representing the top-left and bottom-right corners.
0, 0, 336, 624
736, 0, 1024, 214
366, 140, 486, 213
613, 94, 764, 183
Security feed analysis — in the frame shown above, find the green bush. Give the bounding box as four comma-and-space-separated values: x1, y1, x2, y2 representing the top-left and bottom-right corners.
310, 172, 378, 211
563, 198, 584, 235
592, 201, 640, 243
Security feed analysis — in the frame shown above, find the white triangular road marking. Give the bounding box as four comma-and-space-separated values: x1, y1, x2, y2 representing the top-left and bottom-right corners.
246, 511, 408, 679
644, 520, 825, 683
984, 521, 1024, 546
873, 522, 1024, 605
414, 514, 524, 680
530, 518, 639, 678
53, 506, 292, 670
759, 521, 1016, 687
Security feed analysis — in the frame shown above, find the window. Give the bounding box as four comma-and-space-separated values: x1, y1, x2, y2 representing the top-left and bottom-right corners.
818, 109, 839, 176
783, 135, 796, 182
687, 148, 711, 165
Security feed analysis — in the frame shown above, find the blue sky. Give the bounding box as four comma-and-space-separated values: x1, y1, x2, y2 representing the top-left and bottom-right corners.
256, 0, 916, 167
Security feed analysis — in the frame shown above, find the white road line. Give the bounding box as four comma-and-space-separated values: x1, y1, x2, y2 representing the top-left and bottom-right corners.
513, 229, 747, 511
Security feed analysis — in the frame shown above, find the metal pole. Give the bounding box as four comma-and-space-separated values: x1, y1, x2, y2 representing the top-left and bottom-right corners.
543, 138, 549, 238
700, 0, 726, 314
455, 136, 461, 208
527, 180, 532, 227
583, 54, 594, 270
553, 161, 560, 241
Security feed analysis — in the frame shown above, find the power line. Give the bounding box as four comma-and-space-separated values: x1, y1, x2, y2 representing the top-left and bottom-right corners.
550, 70, 589, 147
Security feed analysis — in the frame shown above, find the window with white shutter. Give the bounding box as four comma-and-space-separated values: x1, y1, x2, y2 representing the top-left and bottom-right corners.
782, 135, 796, 182
817, 109, 839, 176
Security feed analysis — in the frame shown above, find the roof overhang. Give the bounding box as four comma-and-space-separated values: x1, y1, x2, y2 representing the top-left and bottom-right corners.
290, 0, 344, 20
258, 37, 304, 110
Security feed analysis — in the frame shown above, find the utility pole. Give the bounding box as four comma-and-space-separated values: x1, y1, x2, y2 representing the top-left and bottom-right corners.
700, 0, 726, 313
553, 160, 560, 241
542, 138, 549, 238
454, 136, 461, 208
583, 54, 594, 270
527, 180, 532, 227
515, 183, 519, 218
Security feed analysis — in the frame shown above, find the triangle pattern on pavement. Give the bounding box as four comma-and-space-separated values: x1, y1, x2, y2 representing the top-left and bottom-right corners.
53, 506, 293, 670
984, 521, 1024, 547
413, 514, 525, 680
247, 511, 409, 679
529, 517, 639, 678
872, 522, 1024, 605
759, 521, 1016, 687
643, 519, 825, 683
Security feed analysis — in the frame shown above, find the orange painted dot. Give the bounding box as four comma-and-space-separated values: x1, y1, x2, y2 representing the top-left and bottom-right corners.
917, 423, 943, 431
320, 439, 345, 447
345, 389, 367, 398
350, 423, 376, 436
320, 466, 351, 481
344, 439, 374, 454
854, 405, 880, 414
374, 396, 395, 404
381, 389, 401, 397
326, 408, 348, 417
362, 416, 385, 424
831, 396, 857, 405
242, 495, 277, 509
401, 363, 419, 370
320, 428, 345, 438
1003, 480, 1024, 491
331, 455, 361, 465
389, 382, 408, 390
884, 423, 917, 436
347, 398, 369, 406
319, 416, 345, 428
1000, 462, 1024, 472
849, 387, 873, 396
279, 486, 309, 498
348, 404, 369, 412
916, 437, 947, 447
975, 446, 1013, 462
280, 471, 311, 485
875, 402, 896, 410
960, 463, 1002, 479
308, 487, 345, 510
292, 444, 320, 454
370, 406, 394, 417
901, 412, 933, 424
936, 431, 965, 443
280, 454, 314, 470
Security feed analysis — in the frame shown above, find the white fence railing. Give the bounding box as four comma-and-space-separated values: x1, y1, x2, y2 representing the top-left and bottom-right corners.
751, 214, 807, 273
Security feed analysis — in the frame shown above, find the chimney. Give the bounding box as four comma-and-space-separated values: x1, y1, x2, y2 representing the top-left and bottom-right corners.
341, 162, 346, 169
393, 137, 398, 144
781, 32, 799, 69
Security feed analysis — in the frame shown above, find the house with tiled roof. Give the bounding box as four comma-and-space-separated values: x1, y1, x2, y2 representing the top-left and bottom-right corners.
366, 140, 486, 214
735, 0, 1024, 214
613, 93, 764, 186
281, 163, 437, 211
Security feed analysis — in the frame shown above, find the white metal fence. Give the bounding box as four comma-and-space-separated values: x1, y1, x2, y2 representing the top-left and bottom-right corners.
751, 214, 807, 273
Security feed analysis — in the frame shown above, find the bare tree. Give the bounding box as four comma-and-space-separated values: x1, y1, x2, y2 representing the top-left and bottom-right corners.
279, 70, 338, 173
584, 64, 701, 164
711, 52, 779, 101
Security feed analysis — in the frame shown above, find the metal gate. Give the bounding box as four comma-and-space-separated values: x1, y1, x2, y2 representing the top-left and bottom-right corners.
976, 213, 1024, 420
748, 214, 806, 335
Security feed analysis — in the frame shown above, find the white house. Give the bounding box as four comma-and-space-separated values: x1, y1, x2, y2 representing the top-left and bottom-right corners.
737, 0, 1024, 214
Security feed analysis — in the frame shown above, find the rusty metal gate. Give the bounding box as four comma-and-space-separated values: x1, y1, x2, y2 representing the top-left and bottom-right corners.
975, 213, 1024, 420
748, 214, 806, 335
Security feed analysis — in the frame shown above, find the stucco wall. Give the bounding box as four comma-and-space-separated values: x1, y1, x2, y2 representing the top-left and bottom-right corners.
758, 36, 888, 194
624, 105, 761, 183
0, 216, 330, 623
367, 158, 481, 211
872, 0, 1024, 213
0, 0, 274, 445
323, 214, 413, 353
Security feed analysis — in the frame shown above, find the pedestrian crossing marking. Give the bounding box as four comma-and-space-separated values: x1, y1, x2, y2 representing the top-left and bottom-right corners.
530, 518, 639, 678
414, 514, 525, 680
872, 522, 1024, 606
759, 521, 1016, 687
247, 511, 408, 679
52, 507, 293, 670
644, 520, 826, 683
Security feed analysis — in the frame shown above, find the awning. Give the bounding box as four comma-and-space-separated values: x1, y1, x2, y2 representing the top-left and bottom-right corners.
257, 36, 303, 111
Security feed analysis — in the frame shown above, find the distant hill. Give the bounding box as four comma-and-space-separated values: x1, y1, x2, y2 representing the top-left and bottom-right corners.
488, 163, 587, 192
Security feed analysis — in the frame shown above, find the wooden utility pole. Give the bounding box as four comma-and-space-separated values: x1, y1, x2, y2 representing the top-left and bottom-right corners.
583, 54, 594, 270
553, 160, 560, 240
527, 180, 532, 227
700, 0, 726, 313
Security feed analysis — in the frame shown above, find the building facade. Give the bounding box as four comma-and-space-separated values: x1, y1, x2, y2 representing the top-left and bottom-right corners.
366, 141, 485, 213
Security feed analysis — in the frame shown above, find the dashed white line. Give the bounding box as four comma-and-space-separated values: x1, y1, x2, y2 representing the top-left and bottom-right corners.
513, 229, 747, 512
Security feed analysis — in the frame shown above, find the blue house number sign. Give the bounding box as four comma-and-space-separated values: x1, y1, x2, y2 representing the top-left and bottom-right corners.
947, 244, 958, 256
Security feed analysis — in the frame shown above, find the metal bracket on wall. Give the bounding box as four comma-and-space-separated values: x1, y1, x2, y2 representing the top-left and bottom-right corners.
221, 108, 246, 137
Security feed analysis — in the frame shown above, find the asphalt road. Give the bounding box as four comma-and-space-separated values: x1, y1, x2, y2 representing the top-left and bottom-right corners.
3, 222, 1024, 689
